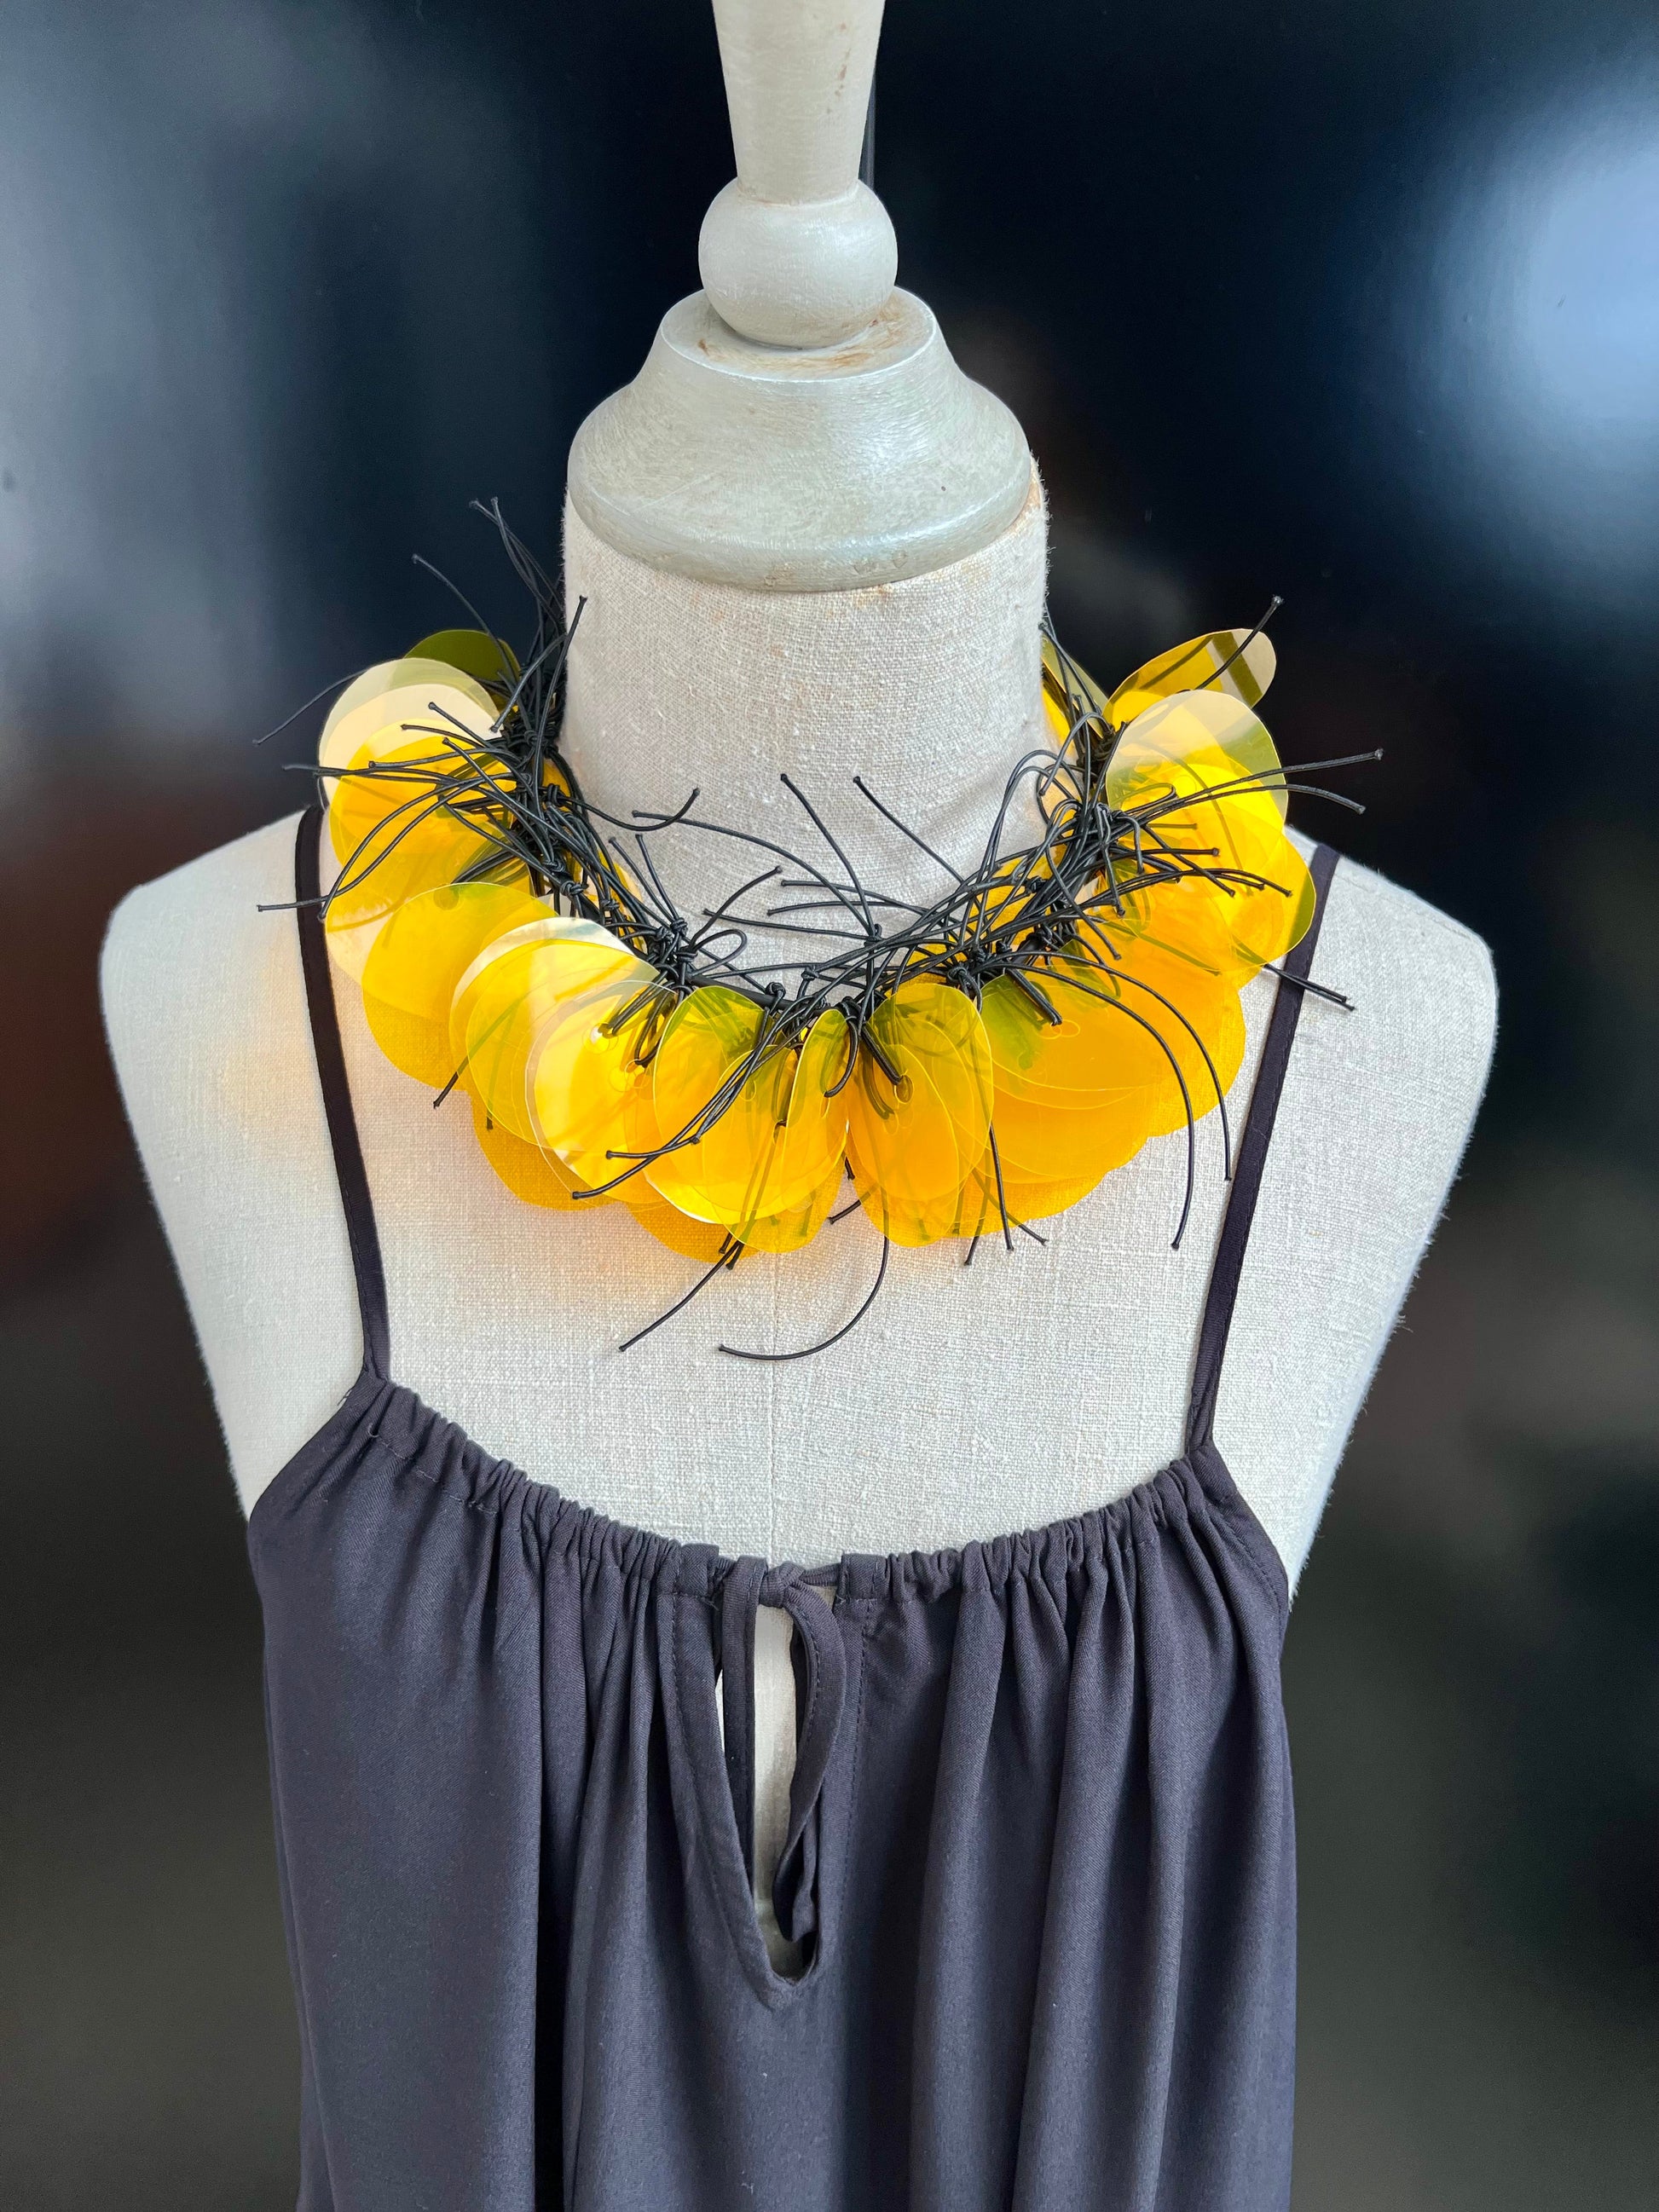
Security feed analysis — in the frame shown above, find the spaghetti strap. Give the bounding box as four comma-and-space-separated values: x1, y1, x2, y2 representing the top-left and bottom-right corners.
293, 806, 391, 1379
1185, 842, 1339, 1453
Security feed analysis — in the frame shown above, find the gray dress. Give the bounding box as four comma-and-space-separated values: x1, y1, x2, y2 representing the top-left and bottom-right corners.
251, 810, 1336, 2209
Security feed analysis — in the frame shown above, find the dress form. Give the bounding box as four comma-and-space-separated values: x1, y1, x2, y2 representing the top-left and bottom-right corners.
102, 0, 1495, 1975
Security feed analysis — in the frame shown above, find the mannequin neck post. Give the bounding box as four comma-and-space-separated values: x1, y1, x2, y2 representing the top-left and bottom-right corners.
558, 478, 1049, 927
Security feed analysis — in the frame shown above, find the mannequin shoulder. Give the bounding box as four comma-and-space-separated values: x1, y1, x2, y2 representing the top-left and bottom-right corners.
101, 814, 303, 1056
1307, 840, 1498, 1118
101, 813, 361, 1514
101, 808, 322, 1247
1214, 840, 1496, 1582
102, 811, 320, 1165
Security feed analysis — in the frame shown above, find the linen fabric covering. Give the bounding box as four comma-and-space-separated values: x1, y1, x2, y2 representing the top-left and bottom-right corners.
558, 492, 1052, 933
248, 815, 1336, 2210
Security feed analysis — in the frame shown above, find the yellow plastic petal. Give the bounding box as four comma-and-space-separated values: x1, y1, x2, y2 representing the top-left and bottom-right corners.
326, 736, 500, 886
1000, 938, 1245, 1142
845, 977, 992, 1245
998, 1157, 1117, 1223
449, 917, 654, 1152
1105, 813, 1314, 979
320, 672, 497, 781
471, 1095, 601, 1210
719, 1174, 837, 1256
324, 736, 502, 980
1088, 869, 1240, 973
622, 1191, 731, 1262
1107, 625, 1276, 729
544, 987, 673, 1194
1042, 623, 1278, 754
326, 740, 512, 929
727, 1012, 853, 1251
980, 961, 1163, 1106
773, 1010, 853, 1216
954, 1151, 1116, 1234
361, 880, 547, 1089
989, 1084, 1151, 1182
1106, 688, 1289, 824
648, 996, 850, 1233
319, 656, 494, 754
1090, 938, 1246, 1138
1213, 822, 1315, 971
1040, 634, 1114, 747
406, 628, 520, 692
646, 988, 783, 1224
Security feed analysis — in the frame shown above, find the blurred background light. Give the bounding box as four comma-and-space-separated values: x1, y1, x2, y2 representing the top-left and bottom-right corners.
1515, 124, 1659, 426
1415, 86, 1659, 601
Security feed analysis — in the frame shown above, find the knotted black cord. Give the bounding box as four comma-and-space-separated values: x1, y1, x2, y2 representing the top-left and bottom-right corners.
269, 508, 1366, 1356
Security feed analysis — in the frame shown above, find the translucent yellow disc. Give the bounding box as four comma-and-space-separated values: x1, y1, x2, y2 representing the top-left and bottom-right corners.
406, 629, 520, 692
1007, 937, 1245, 1142
723, 1164, 841, 1256
1040, 623, 1278, 764
1089, 867, 1237, 970
980, 958, 1165, 1106
998, 1157, 1117, 1223
471, 1096, 598, 1210
1106, 625, 1277, 729
448, 918, 655, 1151
1211, 817, 1315, 972
1093, 937, 1247, 1138
320, 674, 497, 783
647, 988, 788, 1223
1040, 635, 1114, 747
848, 1141, 1003, 1247
324, 736, 502, 980
845, 977, 992, 1245
786, 1011, 853, 1163
1107, 804, 1313, 979
540, 988, 671, 1195
625, 1069, 837, 1256
1106, 688, 1290, 824
323, 902, 393, 985
739, 1013, 853, 1249
989, 1084, 1152, 1182
319, 657, 496, 759
324, 710, 512, 979
621, 1191, 731, 1262
647, 995, 851, 1234
954, 1151, 1118, 1234
361, 880, 546, 1089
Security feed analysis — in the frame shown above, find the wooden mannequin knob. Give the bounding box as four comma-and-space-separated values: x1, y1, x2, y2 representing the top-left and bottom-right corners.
698, 0, 898, 348
569, 0, 1031, 586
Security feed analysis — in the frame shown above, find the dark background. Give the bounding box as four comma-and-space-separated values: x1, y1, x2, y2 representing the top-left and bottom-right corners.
3, 1, 1656, 2203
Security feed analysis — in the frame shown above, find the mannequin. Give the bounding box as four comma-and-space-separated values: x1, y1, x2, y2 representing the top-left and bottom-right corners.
103, 0, 1494, 1975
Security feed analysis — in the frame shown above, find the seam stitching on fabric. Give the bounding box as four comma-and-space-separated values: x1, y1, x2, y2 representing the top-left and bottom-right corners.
833, 1614, 876, 1938
364, 1426, 504, 1518
1212, 1493, 1292, 1622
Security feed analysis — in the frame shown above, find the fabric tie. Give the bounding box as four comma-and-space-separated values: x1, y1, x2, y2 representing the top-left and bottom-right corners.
719, 1558, 847, 1949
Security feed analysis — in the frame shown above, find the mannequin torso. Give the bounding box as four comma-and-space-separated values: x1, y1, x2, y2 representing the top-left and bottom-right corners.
103, 494, 1495, 1961
102, 0, 1496, 1984
106, 806, 1494, 1572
